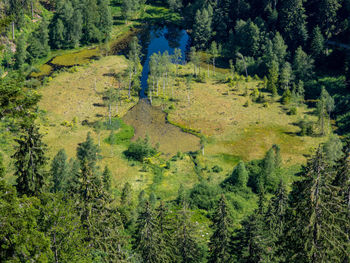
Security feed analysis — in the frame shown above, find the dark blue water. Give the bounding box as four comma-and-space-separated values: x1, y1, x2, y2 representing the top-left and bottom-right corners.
139, 27, 189, 98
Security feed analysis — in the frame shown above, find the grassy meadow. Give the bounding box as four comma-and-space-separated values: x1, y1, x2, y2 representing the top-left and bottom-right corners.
36, 50, 326, 203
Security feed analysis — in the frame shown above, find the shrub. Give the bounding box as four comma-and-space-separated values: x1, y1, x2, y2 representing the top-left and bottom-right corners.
251, 88, 259, 102
281, 88, 292, 105
299, 118, 314, 136
124, 136, 157, 161
289, 107, 297, 115
243, 100, 250, 107
105, 121, 134, 145
211, 165, 223, 173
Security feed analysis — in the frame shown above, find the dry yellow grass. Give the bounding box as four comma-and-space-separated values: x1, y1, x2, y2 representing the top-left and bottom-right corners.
38, 55, 146, 190
152, 64, 325, 169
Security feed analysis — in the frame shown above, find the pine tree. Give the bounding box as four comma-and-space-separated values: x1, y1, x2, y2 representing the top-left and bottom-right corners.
221, 161, 249, 190
293, 46, 314, 82
70, 9, 83, 47
102, 165, 112, 192
318, 0, 341, 39
176, 184, 188, 206
64, 158, 81, 196
14, 33, 27, 69
50, 18, 65, 49
279, 62, 292, 91
119, 182, 135, 228
76, 132, 102, 230
127, 36, 141, 98
263, 147, 279, 192
50, 149, 68, 193
193, 8, 212, 49
278, 0, 308, 50
13, 123, 47, 197
134, 201, 169, 262
98, 0, 113, 40
210, 41, 218, 75
322, 133, 344, 165
39, 193, 92, 262
122, 0, 133, 24
264, 180, 288, 261
317, 87, 334, 135
172, 48, 182, 76
27, 17, 50, 62
267, 60, 279, 97
283, 148, 347, 262
310, 26, 325, 60
175, 204, 203, 263
208, 195, 232, 263
272, 32, 288, 67
81, 0, 101, 43
0, 152, 5, 178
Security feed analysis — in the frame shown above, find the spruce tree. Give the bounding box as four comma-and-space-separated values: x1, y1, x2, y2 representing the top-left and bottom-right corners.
14, 33, 27, 69
175, 204, 203, 263
210, 41, 218, 75
221, 161, 249, 190
279, 62, 292, 91
13, 122, 47, 197
50, 149, 68, 193
76, 133, 102, 230
70, 9, 83, 47
0, 152, 5, 178
64, 158, 81, 196
193, 8, 212, 49
134, 201, 169, 263
283, 148, 347, 262
208, 195, 232, 263
317, 0, 341, 39
98, 0, 112, 40
102, 165, 112, 192
293, 46, 314, 82
310, 26, 325, 60
267, 60, 279, 97
263, 147, 279, 192
317, 87, 334, 135
278, 0, 308, 49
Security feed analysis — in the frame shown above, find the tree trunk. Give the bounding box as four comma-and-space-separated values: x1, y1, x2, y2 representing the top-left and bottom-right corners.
31, 1, 34, 19
109, 104, 112, 125
213, 58, 215, 75
53, 232, 59, 263
128, 71, 133, 98
12, 22, 15, 40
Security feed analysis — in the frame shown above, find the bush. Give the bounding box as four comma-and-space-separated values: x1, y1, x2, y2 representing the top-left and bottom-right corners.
289, 107, 297, 115
124, 136, 157, 161
299, 118, 314, 136
211, 165, 223, 173
189, 180, 221, 211
104, 120, 134, 145
281, 88, 292, 105
243, 100, 250, 107
196, 73, 206, 83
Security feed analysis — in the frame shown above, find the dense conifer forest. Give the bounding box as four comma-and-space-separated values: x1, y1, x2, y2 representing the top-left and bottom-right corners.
1, 0, 350, 262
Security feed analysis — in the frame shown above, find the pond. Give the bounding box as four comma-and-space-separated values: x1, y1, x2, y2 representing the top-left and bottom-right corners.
123, 26, 200, 157
138, 26, 189, 98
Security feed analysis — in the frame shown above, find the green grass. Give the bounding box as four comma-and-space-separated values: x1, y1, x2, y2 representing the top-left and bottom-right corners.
104, 119, 135, 145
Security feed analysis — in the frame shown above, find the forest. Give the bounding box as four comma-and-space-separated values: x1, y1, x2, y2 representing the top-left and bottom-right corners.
1, 0, 350, 262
